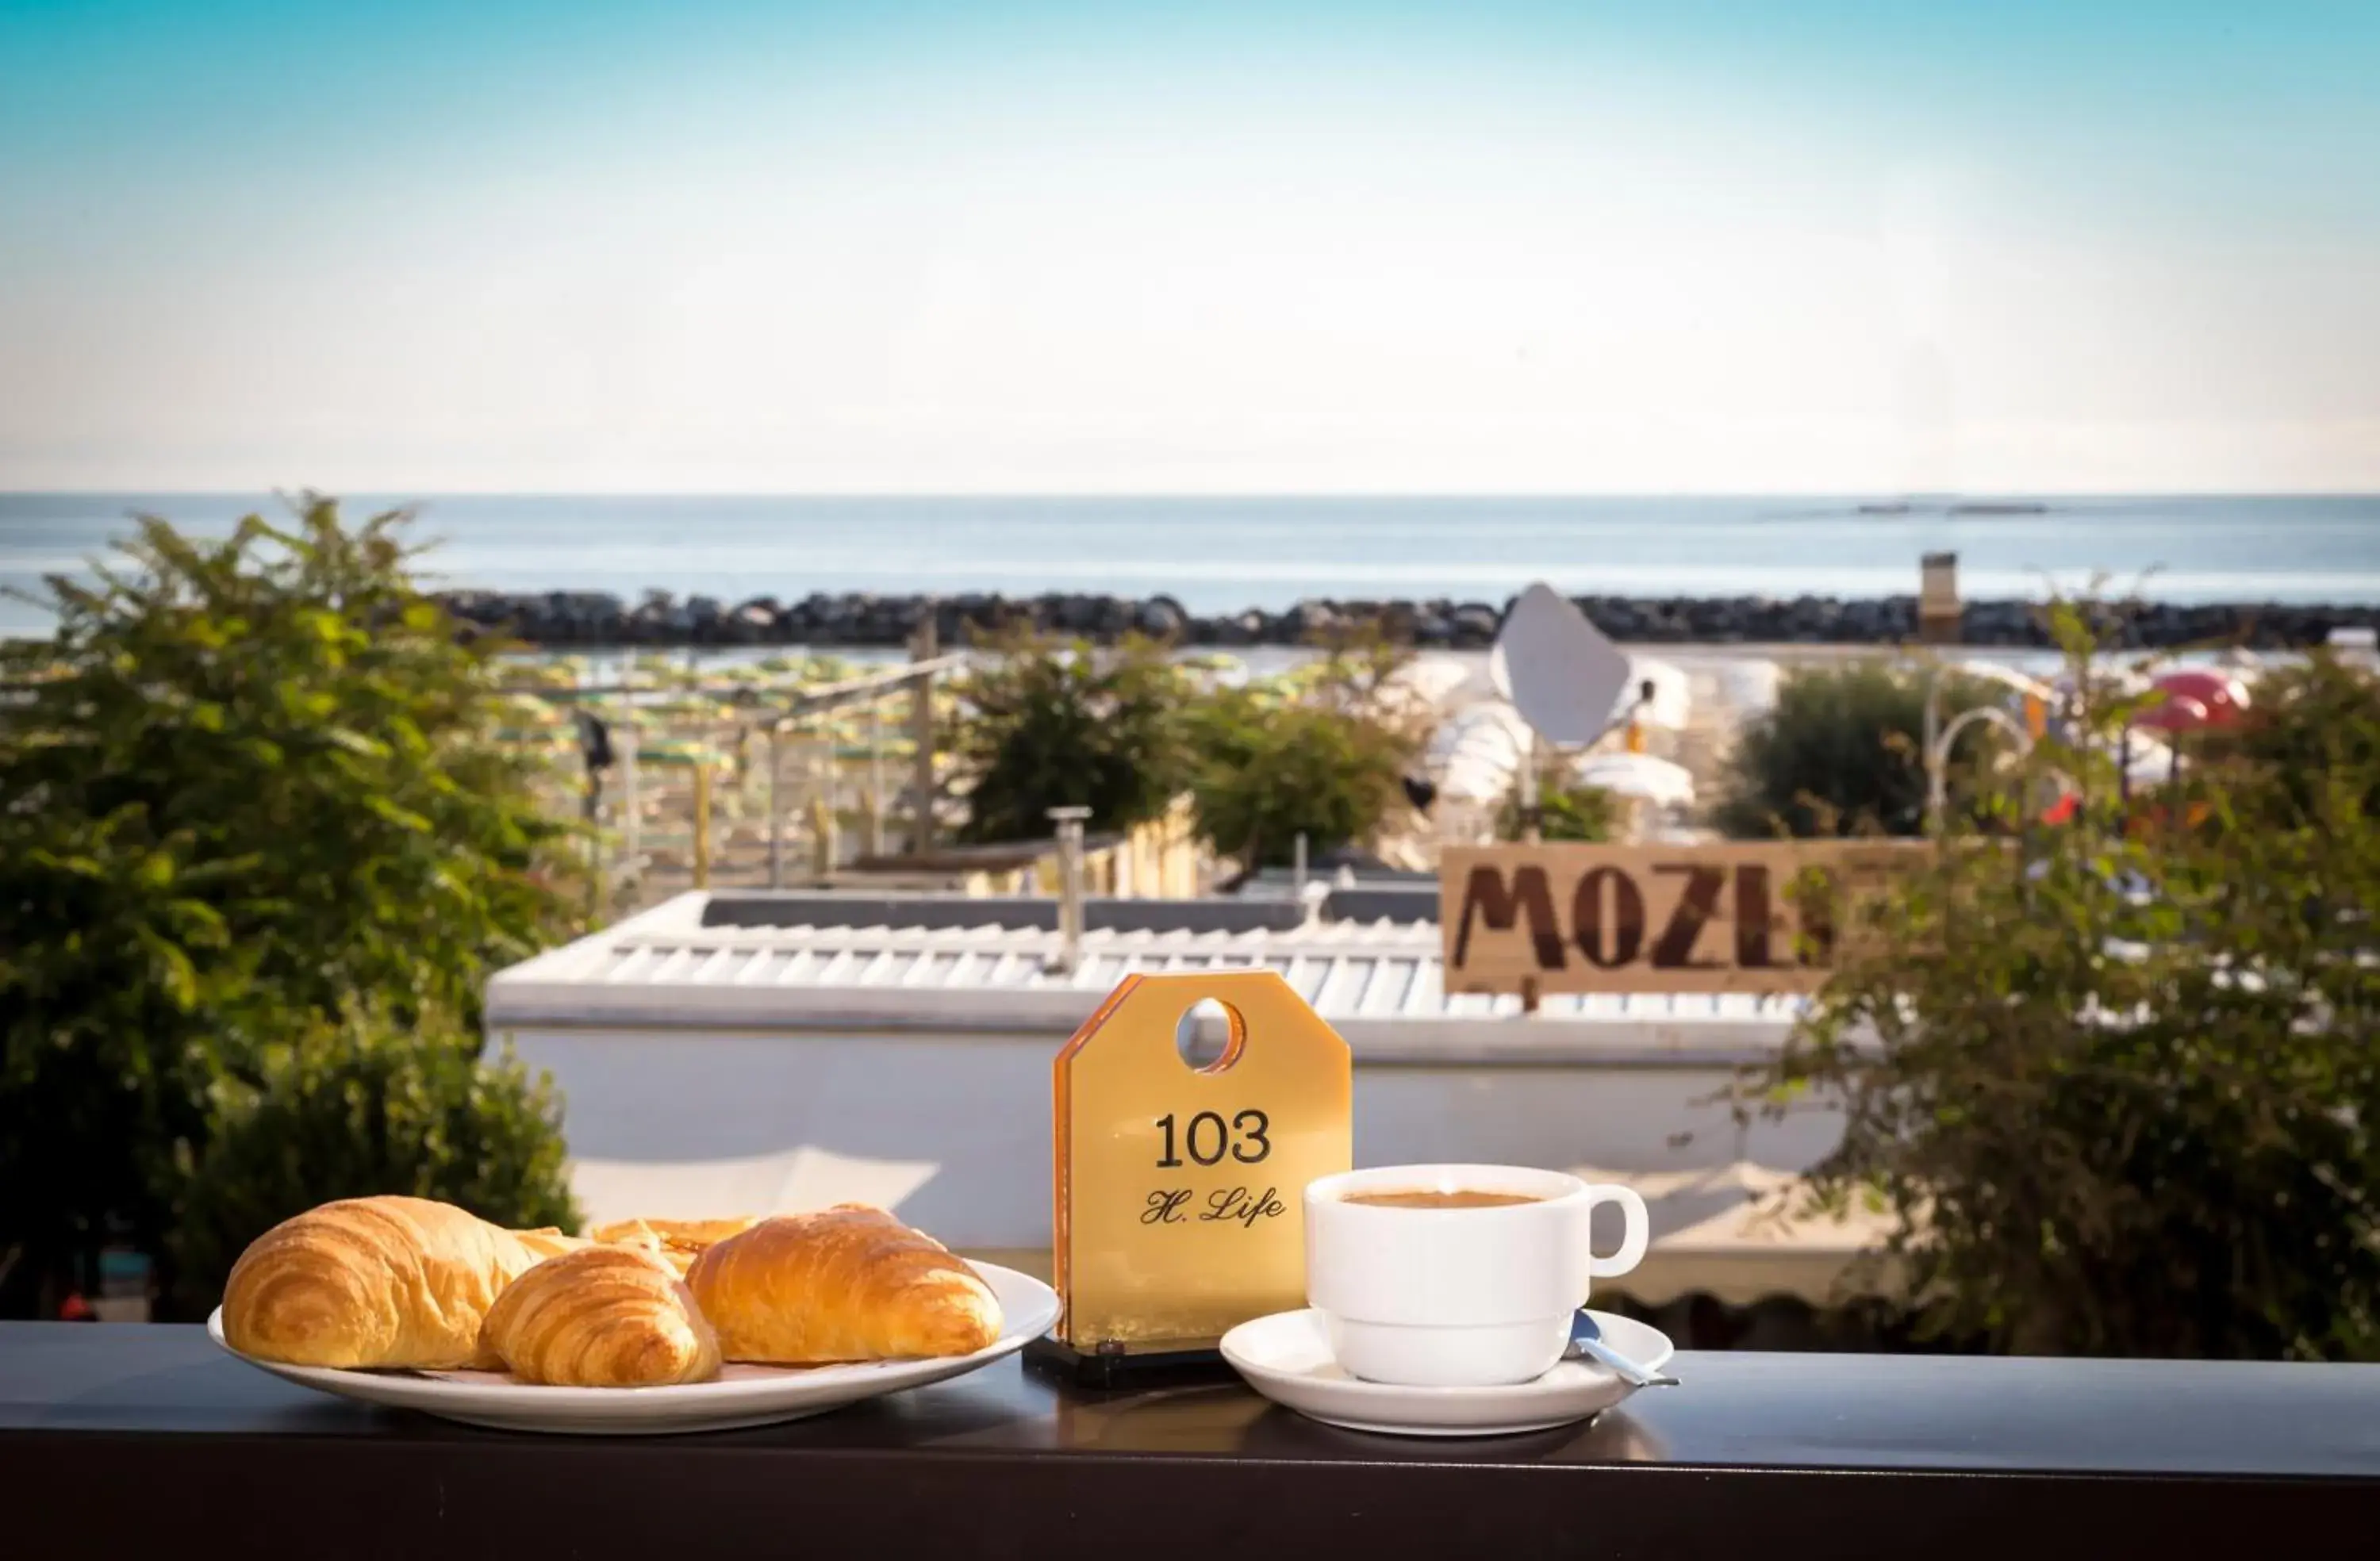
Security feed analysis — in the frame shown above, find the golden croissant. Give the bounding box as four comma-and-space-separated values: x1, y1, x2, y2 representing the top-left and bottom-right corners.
587, 1215, 758, 1275
221, 1196, 553, 1370
479, 1245, 722, 1387
687, 1206, 1002, 1364
512, 1226, 599, 1261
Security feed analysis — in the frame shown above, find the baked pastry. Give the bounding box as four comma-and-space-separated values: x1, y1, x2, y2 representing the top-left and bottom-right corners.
221, 1196, 550, 1370
588, 1215, 758, 1275
686, 1205, 1002, 1364
512, 1227, 598, 1261
479, 1245, 722, 1387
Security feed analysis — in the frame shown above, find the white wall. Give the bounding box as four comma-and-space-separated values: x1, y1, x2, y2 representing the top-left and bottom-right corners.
502, 1025, 1844, 1251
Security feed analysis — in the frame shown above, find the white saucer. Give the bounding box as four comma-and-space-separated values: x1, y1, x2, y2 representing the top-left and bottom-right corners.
1219, 1309, 1674, 1437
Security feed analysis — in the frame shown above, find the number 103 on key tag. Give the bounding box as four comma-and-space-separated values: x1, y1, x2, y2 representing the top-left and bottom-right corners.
1052, 970, 1353, 1352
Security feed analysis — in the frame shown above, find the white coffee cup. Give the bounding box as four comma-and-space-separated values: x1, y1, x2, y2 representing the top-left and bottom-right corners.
1303, 1164, 1651, 1387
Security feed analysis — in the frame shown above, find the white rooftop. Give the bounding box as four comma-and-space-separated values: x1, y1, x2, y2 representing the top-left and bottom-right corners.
486, 892, 1808, 1063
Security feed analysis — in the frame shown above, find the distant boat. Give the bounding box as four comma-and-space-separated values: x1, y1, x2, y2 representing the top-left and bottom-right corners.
1853, 499, 2048, 518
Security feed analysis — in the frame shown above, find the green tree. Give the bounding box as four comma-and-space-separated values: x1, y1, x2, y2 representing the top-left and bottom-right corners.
1188, 640, 1424, 870
953, 630, 1195, 842
2197, 651, 2380, 827
170, 1001, 580, 1315
1751, 613, 2380, 1359
0, 498, 579, 1316
1496, 778, 1619, 842
1718, 659, 1999, 838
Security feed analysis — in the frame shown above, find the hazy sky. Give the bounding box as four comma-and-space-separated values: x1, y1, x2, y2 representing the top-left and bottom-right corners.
2, 1, 2376, 493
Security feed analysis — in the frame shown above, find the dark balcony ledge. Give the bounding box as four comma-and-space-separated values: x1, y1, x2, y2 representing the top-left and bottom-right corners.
5, 1323, 2378, 1559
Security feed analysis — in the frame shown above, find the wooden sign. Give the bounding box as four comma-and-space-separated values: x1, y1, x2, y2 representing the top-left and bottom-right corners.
1052, 970, 1351, 1352
1441, 841, 1924, 996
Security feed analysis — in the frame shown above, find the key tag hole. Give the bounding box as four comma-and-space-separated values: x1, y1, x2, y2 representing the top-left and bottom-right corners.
1173, 998, 1247, 1075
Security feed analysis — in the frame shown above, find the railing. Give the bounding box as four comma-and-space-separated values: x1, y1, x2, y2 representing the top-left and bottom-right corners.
5, 1322, 2374, 1558
520, 643, 965, 903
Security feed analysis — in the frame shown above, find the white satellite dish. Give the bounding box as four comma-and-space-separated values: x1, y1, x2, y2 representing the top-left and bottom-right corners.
1489, 582, 1633, 750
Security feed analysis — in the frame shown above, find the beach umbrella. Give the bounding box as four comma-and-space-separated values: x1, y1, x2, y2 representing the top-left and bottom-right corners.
1952, 659, 2052, 699
1716, 658, 1781, 718
2147, 669, 2248, 730
1572, 752, 1695, 809
1388, 654, 1477, 708
1950, 659, 2058, 738
1374, 654, 1476, 727
1617, 658, 1691, 732
1180, 652, 1249, 688
2102, 728, 2180, 812
2117, 730, 2180, 790
2133, 692, 2212, 736
2051, 664, 2152, 713
2121, 673, 2240, 784
2129, 689, 2215, 794
2041, 727, 2181, 823
1427, 703, 1532, 803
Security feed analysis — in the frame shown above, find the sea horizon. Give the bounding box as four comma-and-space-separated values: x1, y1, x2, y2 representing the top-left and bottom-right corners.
9, 487, 2378, 501
6, 492, 2379, 639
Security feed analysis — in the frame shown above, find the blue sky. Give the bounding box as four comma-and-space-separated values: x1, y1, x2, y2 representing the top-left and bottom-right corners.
2, 1, 2375, 492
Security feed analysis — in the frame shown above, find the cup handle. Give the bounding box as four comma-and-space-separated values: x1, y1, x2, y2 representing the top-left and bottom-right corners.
1583, 1184, 1650, 1279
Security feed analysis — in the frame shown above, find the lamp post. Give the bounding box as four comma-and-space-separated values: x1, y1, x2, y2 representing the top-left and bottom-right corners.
1926, 704, 2036, 833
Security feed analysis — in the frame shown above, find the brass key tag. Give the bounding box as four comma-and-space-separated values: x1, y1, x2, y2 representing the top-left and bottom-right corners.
1052, 970, 1352, 1352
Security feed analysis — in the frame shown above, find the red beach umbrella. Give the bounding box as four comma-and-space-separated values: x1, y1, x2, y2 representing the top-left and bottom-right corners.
2130, 677, 2231, 795
2134, 692, 2211, 735
2144, 669, 2247, 731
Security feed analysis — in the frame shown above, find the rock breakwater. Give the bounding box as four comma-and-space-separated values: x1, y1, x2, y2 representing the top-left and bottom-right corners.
432, 588, 2379, 651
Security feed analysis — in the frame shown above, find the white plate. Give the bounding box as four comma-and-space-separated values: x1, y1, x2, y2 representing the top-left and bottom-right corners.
207, 1262, 1058, 1436
1219, 1308, 1674, 1437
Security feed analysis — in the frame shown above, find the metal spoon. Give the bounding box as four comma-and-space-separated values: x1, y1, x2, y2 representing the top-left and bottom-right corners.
1566, 1313, 1679, 1388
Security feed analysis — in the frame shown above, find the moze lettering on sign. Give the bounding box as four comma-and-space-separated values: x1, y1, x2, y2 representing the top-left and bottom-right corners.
1440, 842, 1921, 996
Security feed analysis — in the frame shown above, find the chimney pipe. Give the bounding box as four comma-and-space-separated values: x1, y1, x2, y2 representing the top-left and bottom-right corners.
1046, 806, 1092, 975
1920, 551, 1961, 646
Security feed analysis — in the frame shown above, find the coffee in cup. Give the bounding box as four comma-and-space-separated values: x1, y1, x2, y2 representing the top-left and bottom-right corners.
1339, 1188, 1544, 1210
1303, 1164, 1651, 1387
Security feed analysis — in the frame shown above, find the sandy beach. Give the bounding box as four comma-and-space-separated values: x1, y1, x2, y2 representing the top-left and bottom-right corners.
547, 635, 2288, 907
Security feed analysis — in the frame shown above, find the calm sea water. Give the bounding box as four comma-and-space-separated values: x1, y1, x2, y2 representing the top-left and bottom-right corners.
4, 493, 2377, 639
